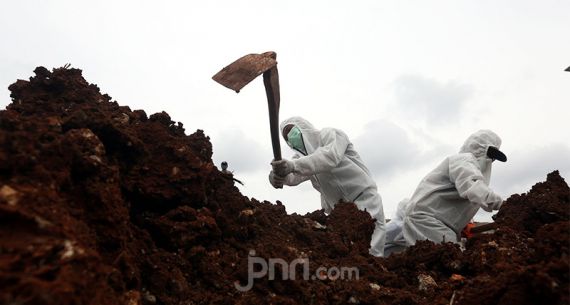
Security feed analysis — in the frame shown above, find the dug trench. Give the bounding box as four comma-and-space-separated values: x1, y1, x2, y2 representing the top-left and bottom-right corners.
0, 67, 568, 305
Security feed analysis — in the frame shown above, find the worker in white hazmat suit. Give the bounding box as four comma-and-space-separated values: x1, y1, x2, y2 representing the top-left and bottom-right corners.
384, 198, 410, 256
269, 117, 386, 257
403, 130, 507, 245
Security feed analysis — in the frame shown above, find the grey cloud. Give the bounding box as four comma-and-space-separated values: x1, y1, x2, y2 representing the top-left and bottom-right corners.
492, 143, 570, 197
392, 75, 473, 125
353, 119, 452, 180
354, 119, 420, 178
211, 129, 268, 174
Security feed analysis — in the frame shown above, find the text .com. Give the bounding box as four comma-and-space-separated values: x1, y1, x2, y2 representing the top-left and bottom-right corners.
235, 250, 360, 291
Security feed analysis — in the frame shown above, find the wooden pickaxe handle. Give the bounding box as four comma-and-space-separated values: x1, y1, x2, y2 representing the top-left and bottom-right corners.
263, 64, 282, 161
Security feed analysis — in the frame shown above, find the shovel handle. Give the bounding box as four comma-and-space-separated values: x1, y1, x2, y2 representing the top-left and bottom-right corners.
263, 66, 282, 161
470, 222, 498, 234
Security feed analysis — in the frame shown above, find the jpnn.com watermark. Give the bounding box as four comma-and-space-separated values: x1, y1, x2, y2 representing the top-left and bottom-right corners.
235, 250, 360, 292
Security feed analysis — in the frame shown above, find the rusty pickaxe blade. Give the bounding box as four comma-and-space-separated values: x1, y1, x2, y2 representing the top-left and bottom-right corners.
212, 51, 282, 165
212, 52, 278, 93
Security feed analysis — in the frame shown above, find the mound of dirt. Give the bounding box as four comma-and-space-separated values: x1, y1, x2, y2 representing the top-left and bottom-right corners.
0, 67, 568, 305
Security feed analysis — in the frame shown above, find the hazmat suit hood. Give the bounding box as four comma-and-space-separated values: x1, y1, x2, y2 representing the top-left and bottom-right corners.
459, 130, 502, 184
459, 129, 502, 158
280, 116, 321, 155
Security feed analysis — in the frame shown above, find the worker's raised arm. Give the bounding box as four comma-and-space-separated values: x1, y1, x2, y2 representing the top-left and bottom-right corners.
449, 155, 503, 212
283, 173, 311, 186
292, 129, 349, 175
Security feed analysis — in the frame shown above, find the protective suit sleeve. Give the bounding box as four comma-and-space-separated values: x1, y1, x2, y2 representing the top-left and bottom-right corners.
292, 129, 349, 175
449, 156, 503, 212
281, 173, 311, 186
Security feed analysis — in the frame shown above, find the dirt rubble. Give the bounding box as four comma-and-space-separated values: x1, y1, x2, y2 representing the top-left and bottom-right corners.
0, 67, 568, 305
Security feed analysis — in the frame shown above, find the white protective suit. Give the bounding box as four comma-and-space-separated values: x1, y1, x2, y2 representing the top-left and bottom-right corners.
403, 130, 504, 245
276, 117, 386, 256
384, 198, 410, 256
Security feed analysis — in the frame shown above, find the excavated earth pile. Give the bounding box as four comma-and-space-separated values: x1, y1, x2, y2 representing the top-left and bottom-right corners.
0, 67, 568, 305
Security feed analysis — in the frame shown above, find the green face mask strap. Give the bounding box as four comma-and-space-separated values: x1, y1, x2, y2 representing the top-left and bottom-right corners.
297, 132, 307, 155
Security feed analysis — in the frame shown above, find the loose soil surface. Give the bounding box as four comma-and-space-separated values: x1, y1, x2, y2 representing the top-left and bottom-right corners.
0, 67, 568, 305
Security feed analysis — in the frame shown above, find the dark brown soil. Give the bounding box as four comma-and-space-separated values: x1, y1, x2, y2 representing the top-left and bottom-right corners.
0, 67, 568, 305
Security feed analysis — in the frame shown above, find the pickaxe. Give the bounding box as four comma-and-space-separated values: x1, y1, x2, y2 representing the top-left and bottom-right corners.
212, 51, 282, 163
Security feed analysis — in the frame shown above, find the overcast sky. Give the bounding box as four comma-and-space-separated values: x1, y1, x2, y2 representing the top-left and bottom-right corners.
1, 0, 569, 221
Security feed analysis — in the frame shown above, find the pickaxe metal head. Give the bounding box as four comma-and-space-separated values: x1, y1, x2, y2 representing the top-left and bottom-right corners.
212, 51, 283, 163
212, 51, 277, 93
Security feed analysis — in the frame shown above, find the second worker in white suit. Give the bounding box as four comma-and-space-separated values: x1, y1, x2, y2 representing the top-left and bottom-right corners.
269, 117, 386, 257
403, 130, 507, 246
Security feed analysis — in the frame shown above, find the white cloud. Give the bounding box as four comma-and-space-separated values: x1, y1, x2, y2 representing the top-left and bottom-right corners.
354, 119, 453, 181
492, 143, 570, 198
354, 119, 420, 178
211, 129, 268, 174
392, 75, 474, 126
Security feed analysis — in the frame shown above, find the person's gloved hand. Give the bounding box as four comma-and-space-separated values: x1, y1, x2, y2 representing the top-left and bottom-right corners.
482, 194, 503, 212
271, 159, 295, 177
491, 198, 503, 211
268, 171, 285, 189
